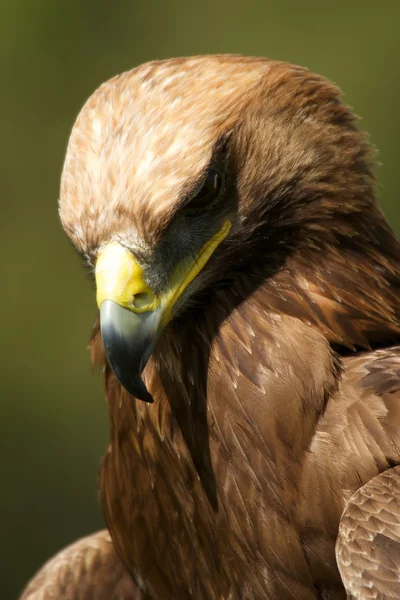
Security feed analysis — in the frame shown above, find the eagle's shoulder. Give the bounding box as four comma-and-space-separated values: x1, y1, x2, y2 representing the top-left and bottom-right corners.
305, 346, 400, 497
341, 346, 400, 451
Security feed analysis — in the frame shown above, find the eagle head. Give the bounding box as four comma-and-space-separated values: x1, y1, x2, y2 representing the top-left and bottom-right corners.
59, 55, 380, 402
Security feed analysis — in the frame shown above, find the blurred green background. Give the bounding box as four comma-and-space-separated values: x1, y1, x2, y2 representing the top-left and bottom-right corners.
1, 0, 399, 597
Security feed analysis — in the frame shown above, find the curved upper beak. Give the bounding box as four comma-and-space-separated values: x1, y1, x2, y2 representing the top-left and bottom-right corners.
99, 300, 161, 402
95, 221, 231, 402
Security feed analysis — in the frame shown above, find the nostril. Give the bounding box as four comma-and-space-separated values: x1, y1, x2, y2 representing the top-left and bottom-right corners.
132, 292, 153, 310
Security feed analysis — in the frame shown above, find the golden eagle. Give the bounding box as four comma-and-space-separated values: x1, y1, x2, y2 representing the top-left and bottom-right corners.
21, 55, 400, 599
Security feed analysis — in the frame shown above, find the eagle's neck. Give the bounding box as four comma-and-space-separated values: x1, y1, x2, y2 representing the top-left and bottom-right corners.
138, 277, 342, 492
98, 277, 344, 598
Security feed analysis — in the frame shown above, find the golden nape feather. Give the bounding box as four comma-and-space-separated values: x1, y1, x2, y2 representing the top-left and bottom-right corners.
22, 55, 400, 599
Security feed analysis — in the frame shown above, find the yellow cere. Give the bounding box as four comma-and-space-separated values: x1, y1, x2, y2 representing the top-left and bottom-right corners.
95, 242, 159, 312
95, 220, 231, 319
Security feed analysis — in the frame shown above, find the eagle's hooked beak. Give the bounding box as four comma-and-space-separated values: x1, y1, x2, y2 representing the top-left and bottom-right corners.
95, 221, 231, 402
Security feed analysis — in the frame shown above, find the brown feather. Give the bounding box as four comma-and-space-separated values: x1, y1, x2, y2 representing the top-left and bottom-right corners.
20, 530, 145, 599
337, 466, 400, 599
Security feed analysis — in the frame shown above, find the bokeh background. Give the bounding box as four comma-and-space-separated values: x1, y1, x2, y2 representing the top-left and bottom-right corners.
2, 0, 399, 597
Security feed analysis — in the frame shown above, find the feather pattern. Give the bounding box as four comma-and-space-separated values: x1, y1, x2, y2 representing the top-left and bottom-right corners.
337, 466, 400, 599
20, 530, 145, 599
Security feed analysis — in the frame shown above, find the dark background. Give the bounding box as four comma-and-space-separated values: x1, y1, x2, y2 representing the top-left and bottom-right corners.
2, 1, 399, 597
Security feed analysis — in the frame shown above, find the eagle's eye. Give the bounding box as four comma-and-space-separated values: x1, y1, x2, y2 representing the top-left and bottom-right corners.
187, 169, 222, 211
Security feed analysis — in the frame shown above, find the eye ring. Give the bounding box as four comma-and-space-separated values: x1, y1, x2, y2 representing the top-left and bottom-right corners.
186, 169, 222, 211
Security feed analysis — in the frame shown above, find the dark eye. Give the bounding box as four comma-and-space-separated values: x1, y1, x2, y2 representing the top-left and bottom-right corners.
187, 170, 222, 210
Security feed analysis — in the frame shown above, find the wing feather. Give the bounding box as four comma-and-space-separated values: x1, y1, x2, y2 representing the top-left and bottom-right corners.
20, 530, 145, 600
336, 464, 400, 598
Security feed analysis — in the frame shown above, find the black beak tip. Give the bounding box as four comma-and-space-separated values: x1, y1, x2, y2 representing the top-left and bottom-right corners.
126, 378, 154, 404
106, 351, 155, 403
